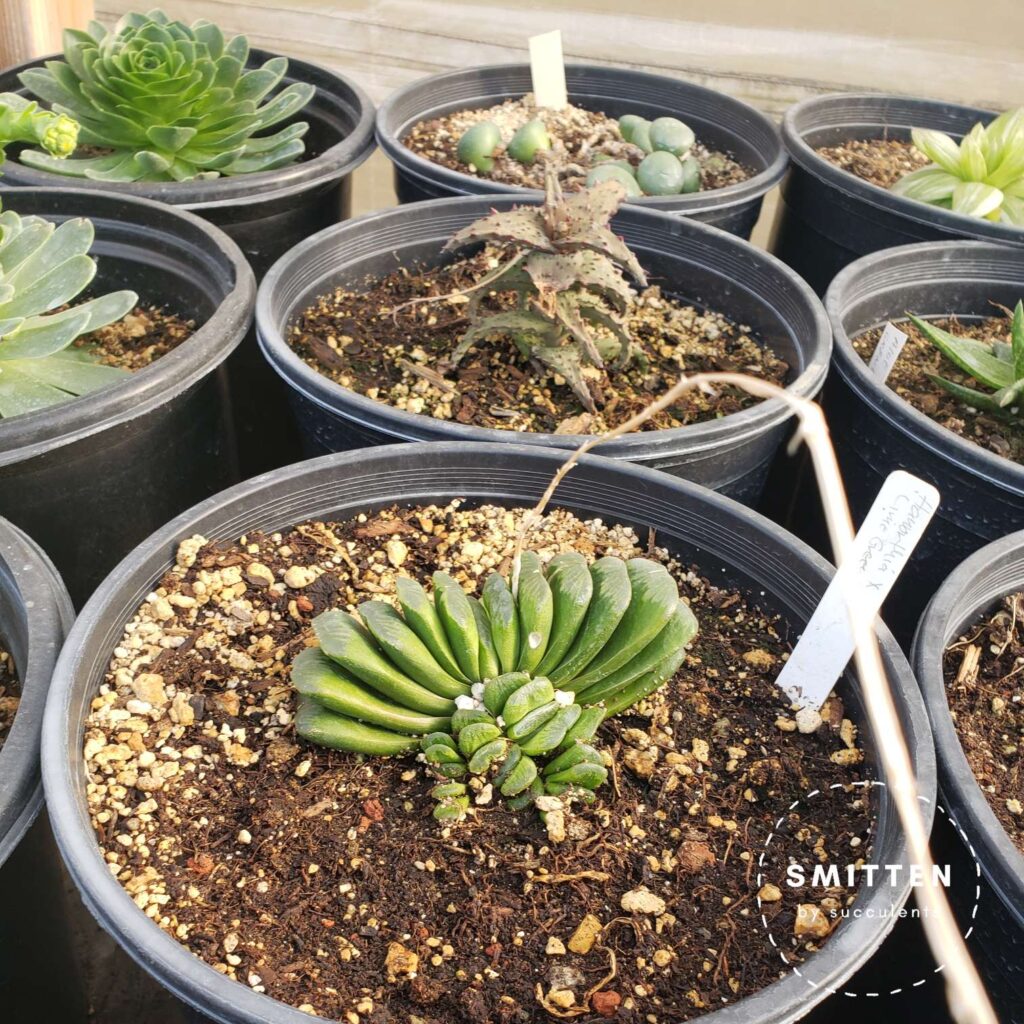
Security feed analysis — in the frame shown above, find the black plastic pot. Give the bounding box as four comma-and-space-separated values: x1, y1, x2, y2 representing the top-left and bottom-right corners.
817, 240, 1024, 644
0, 518, 81, 1018
0, 50, 376, 475
912, 532, 1024, 1022
257, 195, 830, 506
43, 442, 934, 1024
0, 187, 254, 607
773, 94, 1024, 295
376, 63, 787, 239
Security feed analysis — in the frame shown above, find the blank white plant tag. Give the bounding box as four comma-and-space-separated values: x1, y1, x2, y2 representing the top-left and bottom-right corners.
776, 470, 940, 710
529, 30, 568, 109
867, 322, 909, 382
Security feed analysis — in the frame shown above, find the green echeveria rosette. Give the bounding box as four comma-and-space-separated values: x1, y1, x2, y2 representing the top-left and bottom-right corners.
892, 108, 1024, 226
291, 551, 698, 820
16, 8, 315, 183
0, 207, 137, 418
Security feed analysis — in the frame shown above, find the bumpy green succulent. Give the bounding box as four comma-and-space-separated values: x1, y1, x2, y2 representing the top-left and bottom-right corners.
16, 9, 314, 182
893, 109, 1024, 225
0, 207, 137, 418
0, 92, 78, 165
910, 301, 1024, 418
444, 164, 647, 413
292, 552, 698, 819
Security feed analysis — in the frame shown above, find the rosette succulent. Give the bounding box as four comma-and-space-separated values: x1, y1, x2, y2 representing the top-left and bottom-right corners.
445, 165, 646, 413
893, 108, 1024, 225
0, 207, 137, 418
16, 9, 314, 182
0, 92, 78, 165
292, 551, 698, 820
910, 300, 1024, 418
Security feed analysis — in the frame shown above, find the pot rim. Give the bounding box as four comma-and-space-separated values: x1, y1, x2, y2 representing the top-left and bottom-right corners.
782, 92, 1024, 245
0, 49, 376, 206
825, 238, 1024, 496
0, 518, 73, 867
42, 441, 934, 1024
256, 193, 831, 454
911, 530, 1024, 921
0, 187, 255, 466
375, 62, 789, 214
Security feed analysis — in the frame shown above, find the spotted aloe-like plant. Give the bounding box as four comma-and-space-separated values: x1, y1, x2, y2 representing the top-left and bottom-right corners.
292, 552, 697, 819
442, 162, 647, 413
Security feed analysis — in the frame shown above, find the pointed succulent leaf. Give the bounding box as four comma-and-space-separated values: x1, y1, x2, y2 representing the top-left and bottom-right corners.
909, 127, 963, 176
951, 181, 1003, 219
559, 226, 647, 285
908, 313, 1014, 390
444, 206, 556, 254
891, 166, 960, 203
927, 373, 1016, 416
532, 344, 596, 413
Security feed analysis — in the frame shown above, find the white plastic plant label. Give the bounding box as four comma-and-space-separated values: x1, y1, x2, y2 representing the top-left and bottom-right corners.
867, 322, 909, 382
528, 30, 568, 110
776, 470, 940, 709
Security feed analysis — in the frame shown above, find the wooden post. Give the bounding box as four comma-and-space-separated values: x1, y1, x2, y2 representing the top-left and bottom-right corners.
0, 0, 94, 66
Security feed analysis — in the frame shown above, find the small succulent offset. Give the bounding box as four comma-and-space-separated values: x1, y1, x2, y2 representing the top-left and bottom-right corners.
587, 115, 700, 197
17, 9, 314, 182
443, 165, 647, 412
0, 92, 78, 165
0, 208, 137, 418
910, 301, 1024, 418
292, 551, 697, 820
457, 119, 551, 172
893, 108, 1024, 225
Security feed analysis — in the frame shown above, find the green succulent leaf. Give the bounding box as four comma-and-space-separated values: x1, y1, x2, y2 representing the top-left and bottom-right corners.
895, 108, 1024, 225
293, 553, 698, 819
0, 90, 79, 165
907, 313, 1014, 389
16, 9, 312, 181
0, 206, 137, 418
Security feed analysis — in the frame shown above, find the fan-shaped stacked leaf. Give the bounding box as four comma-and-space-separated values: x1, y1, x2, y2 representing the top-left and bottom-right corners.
292, 552, 698, 818
17, 9, 314, 182
0, 208, 137, 418
893, 109, 1024, 225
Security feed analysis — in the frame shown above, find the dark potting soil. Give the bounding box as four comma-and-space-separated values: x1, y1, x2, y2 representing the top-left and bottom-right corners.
815, 138, 930, 190
76, 305, 195, 372
404, 95, 752, 193
84, 502, 871, 1022
0, 642, 17, 753
944, 593, 1024, 855
854, 314, 1024, 463
288, 254, 789, 435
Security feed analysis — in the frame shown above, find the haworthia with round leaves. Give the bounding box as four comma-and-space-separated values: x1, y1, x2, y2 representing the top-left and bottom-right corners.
16, 9, 314, 182
292, 553, 698, 818
0, 207, 137, 419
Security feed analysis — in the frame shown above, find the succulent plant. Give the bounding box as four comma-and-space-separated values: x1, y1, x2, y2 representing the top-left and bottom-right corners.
16, 9, 314, 182
893, 109, 1024, 225
910, 301, 1024, 418
0, 207, 137, 418
457, 121, 501, 172
292, 551, 698, 819
507, 119, 551, 164
0, 92, 78, 165
443, 162, 647, 412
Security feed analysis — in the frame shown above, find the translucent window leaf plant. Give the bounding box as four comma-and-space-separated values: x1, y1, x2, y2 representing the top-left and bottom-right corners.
909, 300, 1024, 418
892, 107, 1024, 225
0, 207, 137, 418
15, 8, 315, 182
293, 551, 698, 821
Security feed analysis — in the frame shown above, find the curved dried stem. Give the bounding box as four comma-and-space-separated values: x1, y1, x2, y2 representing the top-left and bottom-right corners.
516, 371, 997, 1024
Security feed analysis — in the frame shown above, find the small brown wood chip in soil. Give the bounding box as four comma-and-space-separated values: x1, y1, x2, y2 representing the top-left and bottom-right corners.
85, 502, 874, 1022
944, 593, 1024, 854
815, 137, 930, 190
288, 253, 789, 435
0, 643, 18, 752
403, 94, 752, 193
75, 304, 195, 372
855, 314, 1024, 463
